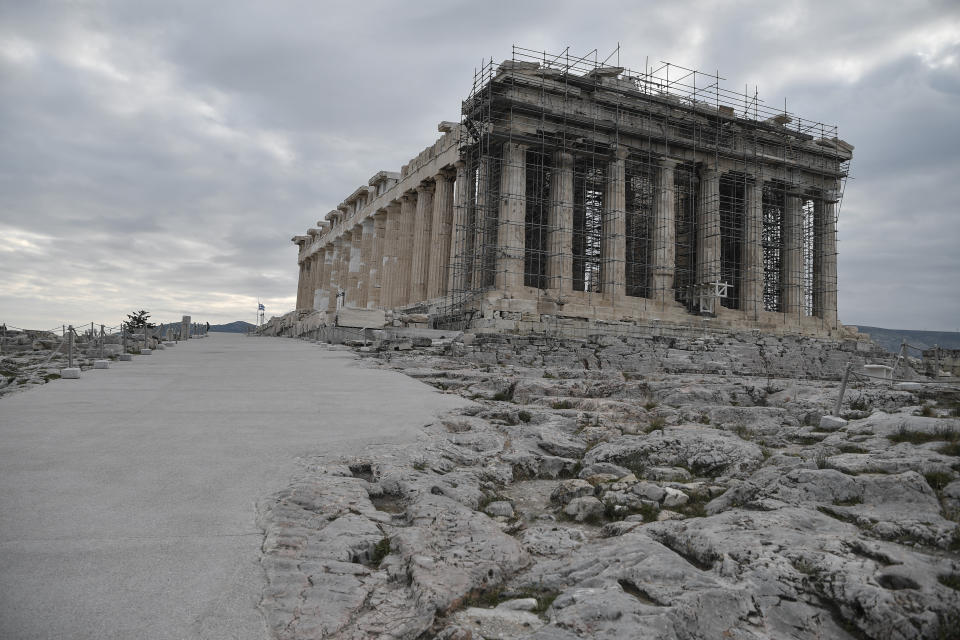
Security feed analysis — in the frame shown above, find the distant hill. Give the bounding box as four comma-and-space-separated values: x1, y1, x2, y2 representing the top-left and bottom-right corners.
209, 321, 256, 334
850, 325, 960, 354
152, 320, 256, 334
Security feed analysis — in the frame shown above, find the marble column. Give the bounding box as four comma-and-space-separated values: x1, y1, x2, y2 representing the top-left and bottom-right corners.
381, 202, 402, 308
369, 211, 387, 309
318, 243, 334, 314
311, 250, 326, 310
814, 186, 839, 326
547, 150, 574, 294
396, 193, 416, 306
650, 157, 679, 301
696, 164, 721, 313
602, 148, 627, 297
296, 260, 309, 309
448, 160, 469, 295
743, 177, 764, 319
428, 170, 454, 299
311, 248, 326, 311
358, 218, 374, 308
782, 193, 804, 316
348, 226, 365, 307
496, 142, 527, 291
326, 239, 342, 315
410, 182, 435, 304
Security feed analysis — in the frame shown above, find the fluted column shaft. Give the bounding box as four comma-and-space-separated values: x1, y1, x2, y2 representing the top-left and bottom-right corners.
409, 183, 435, 304
396, 194, 416, 306
369, 211, 387, 309
547, 150, 574, 293
696, 164, 721, 313
814, 186, 839, 326
296, 260, 309, 309
318, 244, 334, 313
602, 149, 627, 297
311, 250, 325, 309
381, 202, 402, 308
349, 226, 364, 307
357, 218, 374, 308
782, 194, 804, 316
448, 161, 469, 295
428, 171, 454, 299
743, 178, 764, 318
310, 249, 325, 310
496, 142, 527, 291
650, 157, 678, 300
472, 157, 492, 290
326, 240, 342, 314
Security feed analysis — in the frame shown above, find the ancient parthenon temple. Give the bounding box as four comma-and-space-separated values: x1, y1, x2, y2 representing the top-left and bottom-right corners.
293, 47, 852, 337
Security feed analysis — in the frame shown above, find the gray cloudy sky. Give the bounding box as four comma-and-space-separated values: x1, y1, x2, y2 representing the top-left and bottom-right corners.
1, 0, 958, 331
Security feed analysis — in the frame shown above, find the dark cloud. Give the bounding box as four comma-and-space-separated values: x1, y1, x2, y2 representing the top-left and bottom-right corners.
1, 0, 957, 329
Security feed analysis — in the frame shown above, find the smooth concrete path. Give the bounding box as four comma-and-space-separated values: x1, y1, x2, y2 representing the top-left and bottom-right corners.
0, 333, 468, 640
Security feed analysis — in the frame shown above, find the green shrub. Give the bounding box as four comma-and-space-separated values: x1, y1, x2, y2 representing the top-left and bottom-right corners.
371, 537, 391, 567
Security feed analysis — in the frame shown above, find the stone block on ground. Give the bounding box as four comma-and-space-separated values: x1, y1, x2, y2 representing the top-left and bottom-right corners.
337, 307, 386, 329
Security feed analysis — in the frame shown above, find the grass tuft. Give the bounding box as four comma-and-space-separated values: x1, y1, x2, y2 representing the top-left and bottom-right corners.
371, 537, 391, 567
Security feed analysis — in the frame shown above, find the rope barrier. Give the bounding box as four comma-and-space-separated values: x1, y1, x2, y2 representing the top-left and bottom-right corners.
852, 370, 957, 386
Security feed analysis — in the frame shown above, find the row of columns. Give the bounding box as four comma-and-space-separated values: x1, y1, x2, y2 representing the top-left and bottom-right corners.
475, 142, 838, 322
298, 166, 462, 315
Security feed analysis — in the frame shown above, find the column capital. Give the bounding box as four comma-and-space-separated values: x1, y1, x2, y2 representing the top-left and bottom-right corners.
612, 147, 629, 161
699, 162, 718, 179
659, 156, 680, 169
552, 149, 574, 165
454, 159, 466, 169
435, 167, 455, 182
416, 181, 435, 195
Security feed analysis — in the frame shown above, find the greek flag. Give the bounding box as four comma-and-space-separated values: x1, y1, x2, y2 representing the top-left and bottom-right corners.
258, 303, 265, 311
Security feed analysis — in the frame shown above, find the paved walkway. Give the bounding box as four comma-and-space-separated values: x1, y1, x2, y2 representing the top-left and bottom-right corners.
0, 333, 467, 640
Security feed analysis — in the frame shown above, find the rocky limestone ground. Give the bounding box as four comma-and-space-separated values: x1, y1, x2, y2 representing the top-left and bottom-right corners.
258, 340, 960, 639
0, 329, 160, 398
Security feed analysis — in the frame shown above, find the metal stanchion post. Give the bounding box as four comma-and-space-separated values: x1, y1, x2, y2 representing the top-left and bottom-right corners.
832, 362, 852, 417
63, 325, 80, 378
94, 324, 109, 369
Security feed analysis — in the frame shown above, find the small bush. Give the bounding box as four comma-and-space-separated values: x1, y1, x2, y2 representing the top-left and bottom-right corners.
551, 400, 575, 410
732, 424, 752, 440
938, 573, 960, 591
919, 404, 935, 417
832, 496, 862, 506
938, 442, 960, 457
644, 400, 658, 411
371, 537, 391, 567
542, 371, 556, 379
849, 396, 871, 411
924, 471, 952, 492
792, 558, 819, 576
517, 410, 532, 423
637, 502, 660, 522
815, 451, 830, 469
645, 416, 666, 433
889, 425, 958, 445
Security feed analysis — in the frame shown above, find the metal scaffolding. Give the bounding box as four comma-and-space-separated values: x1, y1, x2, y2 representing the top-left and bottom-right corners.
436, 45, 850, 332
